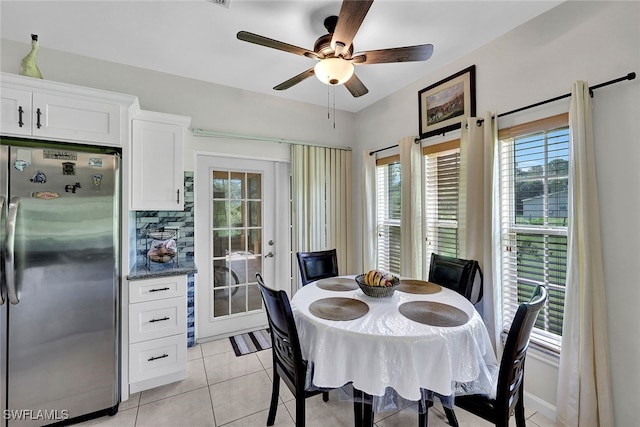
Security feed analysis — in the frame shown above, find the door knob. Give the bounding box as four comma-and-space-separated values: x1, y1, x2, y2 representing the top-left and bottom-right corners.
265, 252, 274, 258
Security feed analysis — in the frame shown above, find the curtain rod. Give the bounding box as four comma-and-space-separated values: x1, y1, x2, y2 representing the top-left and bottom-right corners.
473, 71, 636, 126
369, 71, 636, 156
192, 128, 352, 151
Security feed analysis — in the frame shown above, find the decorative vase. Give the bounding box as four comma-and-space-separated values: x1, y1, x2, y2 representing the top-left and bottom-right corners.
19, 34, 43, 79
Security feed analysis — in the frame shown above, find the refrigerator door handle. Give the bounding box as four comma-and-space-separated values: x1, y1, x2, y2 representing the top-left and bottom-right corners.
6, 196, 20, 304
0, 196, 5, 306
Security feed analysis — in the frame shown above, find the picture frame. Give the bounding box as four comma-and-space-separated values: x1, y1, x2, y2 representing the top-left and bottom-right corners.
418, 65, 476, 139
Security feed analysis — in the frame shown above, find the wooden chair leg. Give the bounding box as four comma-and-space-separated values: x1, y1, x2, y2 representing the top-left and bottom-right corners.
295, 393, 306, 427
267, 373, 280, 426
514, 387, 526, 427
353, 400, 363, 427
418, 395, 431, 427
353, 389, 374, 427
322, 391, 329, 402
418, 403, 429, 427
362, 400, 373, 427
443, 406, 459, 427
353, 390, 363, 427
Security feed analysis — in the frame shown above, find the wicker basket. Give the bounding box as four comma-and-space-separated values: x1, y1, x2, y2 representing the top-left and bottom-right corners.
148, 250, 176, 263
355, 274, 400, 298
145, 227, 179, 267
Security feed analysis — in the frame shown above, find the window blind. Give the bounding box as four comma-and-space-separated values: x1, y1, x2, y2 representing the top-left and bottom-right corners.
376, 160, 401, 274
424, 143, 460, 261
499, 120, 569, 352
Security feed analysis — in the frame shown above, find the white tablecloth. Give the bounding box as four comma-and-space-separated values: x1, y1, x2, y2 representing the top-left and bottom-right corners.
291, 277, 498, 403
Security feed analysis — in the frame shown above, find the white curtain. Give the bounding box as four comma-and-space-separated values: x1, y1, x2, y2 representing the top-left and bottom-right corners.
459, 112, 501, 350
399, 136, 423, 278
362, 149, 377, 272
556, 82, 614, 427
291, 145, 353, 289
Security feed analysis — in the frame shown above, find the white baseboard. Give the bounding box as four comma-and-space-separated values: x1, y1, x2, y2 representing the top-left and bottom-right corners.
130, 369, 187, 394
525, 391, 556, 421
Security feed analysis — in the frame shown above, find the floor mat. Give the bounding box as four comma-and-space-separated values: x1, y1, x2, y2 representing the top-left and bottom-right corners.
229, 329, 272, 356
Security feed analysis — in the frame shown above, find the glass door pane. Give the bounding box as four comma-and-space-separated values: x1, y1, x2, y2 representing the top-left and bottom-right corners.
211, 170, 264, 318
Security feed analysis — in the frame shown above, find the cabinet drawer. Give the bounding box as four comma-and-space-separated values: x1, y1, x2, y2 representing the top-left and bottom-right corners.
129, 334, 187, 384
129, 297, 186, 343
129, 275, 186, 303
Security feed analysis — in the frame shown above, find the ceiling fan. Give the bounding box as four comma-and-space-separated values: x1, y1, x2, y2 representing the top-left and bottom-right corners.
236, 0, 434, 97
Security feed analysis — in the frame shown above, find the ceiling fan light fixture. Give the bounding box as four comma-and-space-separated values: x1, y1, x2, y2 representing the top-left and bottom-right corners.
314, 58, 354, 85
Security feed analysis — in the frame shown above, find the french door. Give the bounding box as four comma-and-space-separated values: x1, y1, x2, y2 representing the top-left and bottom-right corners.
195, 155, 279, 339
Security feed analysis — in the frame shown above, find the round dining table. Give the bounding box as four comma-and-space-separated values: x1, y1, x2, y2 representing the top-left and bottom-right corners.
290, 275, 498, 420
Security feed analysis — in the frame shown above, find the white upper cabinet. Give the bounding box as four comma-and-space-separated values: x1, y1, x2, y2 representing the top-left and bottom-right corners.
131, 111, 191, 211
1, 86, 33, 135
0, 73, 136, 146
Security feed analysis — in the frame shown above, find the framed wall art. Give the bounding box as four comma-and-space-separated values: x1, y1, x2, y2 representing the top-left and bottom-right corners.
418, 65, 476, 139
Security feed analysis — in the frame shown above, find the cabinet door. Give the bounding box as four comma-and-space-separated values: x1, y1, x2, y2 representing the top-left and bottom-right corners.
32, 92, 122, 145
0, 87, 32, 135
131, 120, 184, 210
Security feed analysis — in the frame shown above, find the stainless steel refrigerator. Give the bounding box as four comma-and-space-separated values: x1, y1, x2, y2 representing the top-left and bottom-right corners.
1, 137, 120, 426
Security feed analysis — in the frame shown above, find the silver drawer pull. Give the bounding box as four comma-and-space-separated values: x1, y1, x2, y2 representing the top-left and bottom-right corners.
149, 287, 170, 293
148, 354, 169, 362
149, 317, 170, 323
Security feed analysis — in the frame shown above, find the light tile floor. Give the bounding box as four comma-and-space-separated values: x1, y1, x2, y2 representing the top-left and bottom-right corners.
78, 339, 558, 427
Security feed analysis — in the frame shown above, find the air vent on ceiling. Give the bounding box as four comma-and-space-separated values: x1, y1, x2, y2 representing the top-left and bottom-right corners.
208, 0, 230, 8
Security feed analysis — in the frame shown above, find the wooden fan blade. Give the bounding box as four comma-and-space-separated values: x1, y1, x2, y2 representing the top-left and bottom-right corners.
351, 44, 434, 64
344, 73, 369, 97
274, 68, 316, 91
331, 0, 374, 56
237, 31, 318, 59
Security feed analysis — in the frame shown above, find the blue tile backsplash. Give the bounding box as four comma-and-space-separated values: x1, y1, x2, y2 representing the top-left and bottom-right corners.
134, 171, 196, 347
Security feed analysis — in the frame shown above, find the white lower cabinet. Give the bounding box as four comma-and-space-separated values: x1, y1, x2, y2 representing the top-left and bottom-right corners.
129, 275, 187, 394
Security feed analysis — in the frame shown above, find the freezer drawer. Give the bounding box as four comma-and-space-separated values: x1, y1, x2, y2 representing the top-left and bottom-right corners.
129, 334, 187, 384
129, 297, 186, 343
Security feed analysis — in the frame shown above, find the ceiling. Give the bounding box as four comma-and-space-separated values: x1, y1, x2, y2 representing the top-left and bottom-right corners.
0, 1, 562, 113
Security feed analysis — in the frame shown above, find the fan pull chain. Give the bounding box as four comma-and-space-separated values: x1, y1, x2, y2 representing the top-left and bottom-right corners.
325, 85, 337, 129
333, 85, 336, 129
327, 84, 330, 120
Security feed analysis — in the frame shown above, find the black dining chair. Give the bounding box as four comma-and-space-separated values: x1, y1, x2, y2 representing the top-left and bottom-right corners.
419, 285, 548, 427
256, 273, 329, 427
428, 253, 483, 304
296, 249, 339, 286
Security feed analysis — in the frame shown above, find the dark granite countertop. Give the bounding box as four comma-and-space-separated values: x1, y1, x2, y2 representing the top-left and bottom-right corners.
127, 258, 197, 281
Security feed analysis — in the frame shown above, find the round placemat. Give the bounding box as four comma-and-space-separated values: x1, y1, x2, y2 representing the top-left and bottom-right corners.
397, 280, 442, 295
316, 277, 359, 291
308, 297, 369, 321
398, 301, 469, 327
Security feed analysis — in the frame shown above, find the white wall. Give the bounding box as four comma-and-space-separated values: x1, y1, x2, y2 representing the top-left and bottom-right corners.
2, 1, 639, 424
352, 1, 640, 425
